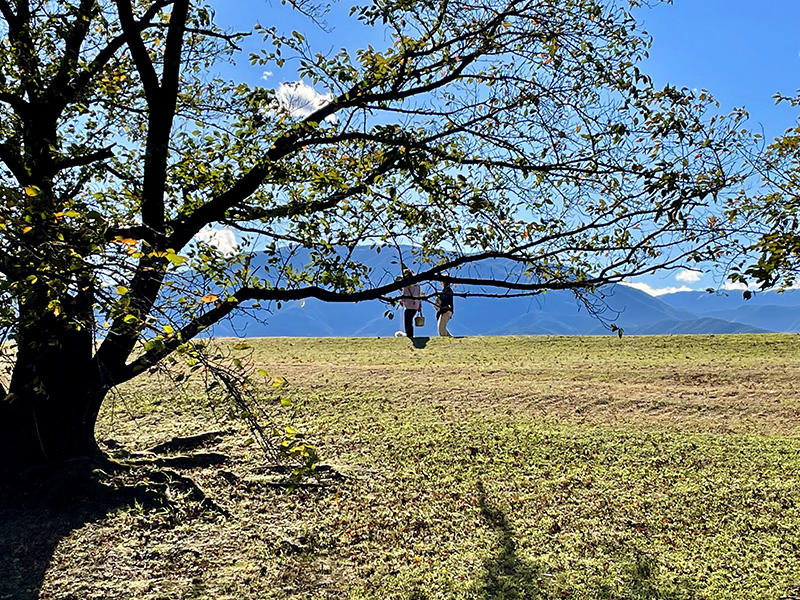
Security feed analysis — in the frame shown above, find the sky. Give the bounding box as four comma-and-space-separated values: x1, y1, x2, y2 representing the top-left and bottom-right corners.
627, 0, 800, 295
215, 0, 800, 296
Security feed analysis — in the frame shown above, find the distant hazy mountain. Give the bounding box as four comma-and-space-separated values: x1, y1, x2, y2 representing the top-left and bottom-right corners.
657, 289, 800, 310
657, 290, 800, 333
630, 317, 772, 335
207, 247, 790, 337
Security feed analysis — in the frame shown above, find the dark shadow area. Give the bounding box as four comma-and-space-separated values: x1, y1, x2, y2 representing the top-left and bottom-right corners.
0, 452, 223, 600
411, 336, 430, 349
477, 480, 546, 600
0, 461, 136, 600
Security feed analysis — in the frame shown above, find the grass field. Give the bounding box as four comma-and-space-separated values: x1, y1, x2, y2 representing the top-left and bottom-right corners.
15, 335, 800, 599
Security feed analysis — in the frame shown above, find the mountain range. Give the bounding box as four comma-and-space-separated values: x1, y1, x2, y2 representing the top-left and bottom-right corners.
207, 248, 800, 337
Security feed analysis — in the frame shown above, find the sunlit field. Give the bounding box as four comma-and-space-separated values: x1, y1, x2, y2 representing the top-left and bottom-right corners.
26, 335, 800, 599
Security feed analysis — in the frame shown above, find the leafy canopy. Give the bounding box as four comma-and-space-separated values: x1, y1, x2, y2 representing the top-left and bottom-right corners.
728, 91, 800, 292
0, 0, 747, 383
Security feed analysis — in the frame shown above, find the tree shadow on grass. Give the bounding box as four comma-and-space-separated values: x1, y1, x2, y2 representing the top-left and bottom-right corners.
475, 480, 691, 600
0, 462, 134, 600
0, 454, 221, 600
477, 480, 546, 600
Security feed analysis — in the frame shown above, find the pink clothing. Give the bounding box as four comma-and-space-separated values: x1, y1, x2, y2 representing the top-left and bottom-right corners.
400, 283, 421, 310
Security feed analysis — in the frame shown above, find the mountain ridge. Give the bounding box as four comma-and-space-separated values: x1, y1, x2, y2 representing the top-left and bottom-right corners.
206, 247, 794, 336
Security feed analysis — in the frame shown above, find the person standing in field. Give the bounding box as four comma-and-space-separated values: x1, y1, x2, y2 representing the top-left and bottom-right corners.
400, 268, 422, 338
435, 280, 454, 337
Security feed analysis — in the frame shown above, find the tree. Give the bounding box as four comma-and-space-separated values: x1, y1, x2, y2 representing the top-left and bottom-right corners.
727, 92, 800, 292
0, 0, 746, 473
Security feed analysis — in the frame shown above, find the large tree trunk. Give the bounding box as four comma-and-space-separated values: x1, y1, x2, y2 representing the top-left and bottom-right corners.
1, 305, 109, 474
0, 384, 104, 473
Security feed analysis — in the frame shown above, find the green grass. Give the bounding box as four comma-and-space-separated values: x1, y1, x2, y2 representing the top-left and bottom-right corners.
37, 335, 800, 599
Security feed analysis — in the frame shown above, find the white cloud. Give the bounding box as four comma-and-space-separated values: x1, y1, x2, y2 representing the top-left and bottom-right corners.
621, 281, 693, 296
675, 270, 702, 283
720, 280, 767, 294
275, 81, 336, 122
195, 227, 239, 256
261, 70, 273, 80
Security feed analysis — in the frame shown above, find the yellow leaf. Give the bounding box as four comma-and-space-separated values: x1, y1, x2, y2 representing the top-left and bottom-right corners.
166, 251, 187, 266
201, 294, 219, 303
22, 226, 33, 233
116, 286, 128, 295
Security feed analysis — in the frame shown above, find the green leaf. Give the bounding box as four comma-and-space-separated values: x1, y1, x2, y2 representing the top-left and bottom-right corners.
165, 249, 188, 266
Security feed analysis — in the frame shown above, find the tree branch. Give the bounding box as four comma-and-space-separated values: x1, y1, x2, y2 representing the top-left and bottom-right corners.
139, 0, 189, 238
159, 5, 541, 252
0, 91, 28, 115
53, 146, 115, 172
0, 0, 16, 27
93, 258, 170, 384
0, 140, 27, 182
161, 0, 190, 100
114, 0, 162, 104
47, 0, 98, 105
117, 243, 633, 381
105, 225, 153, 241
180, 149, 401, 236
183, 26, 248, 49
167, 139, 301, 249
64, 2, 167, 111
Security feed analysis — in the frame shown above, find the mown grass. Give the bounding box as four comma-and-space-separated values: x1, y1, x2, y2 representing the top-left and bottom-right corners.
36, 335, 800, 599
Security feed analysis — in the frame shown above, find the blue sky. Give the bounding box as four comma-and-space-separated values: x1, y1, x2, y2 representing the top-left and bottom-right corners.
628, 0, 800, 295
640, 1, 800, 141
217, 0, 800, 296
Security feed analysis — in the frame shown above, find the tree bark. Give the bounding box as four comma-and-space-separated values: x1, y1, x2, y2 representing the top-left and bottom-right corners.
0, 303, 108, 474
0, 384, 103, 473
